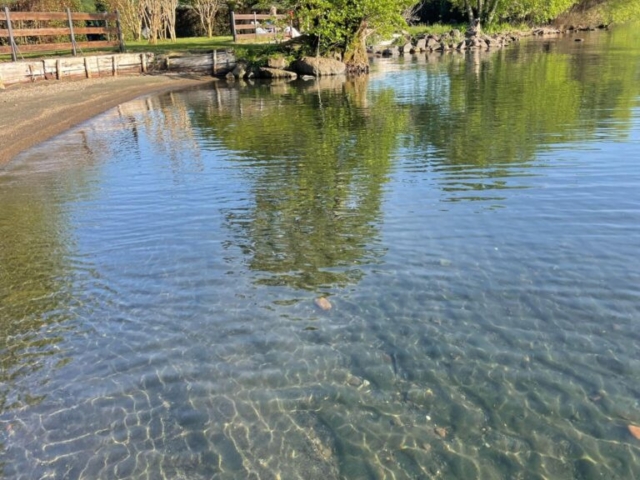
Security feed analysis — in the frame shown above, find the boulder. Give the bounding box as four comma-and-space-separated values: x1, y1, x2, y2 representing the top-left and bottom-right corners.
456, 41, 467, 51
256, 67, 297, 79
267, 56, 288, 69
427, 38, 440, 49
232, 63, 247, 78
381, 48, 394, 57
398, 42, 412, 54
290, 56, 346, 76
415, 38, 427, 51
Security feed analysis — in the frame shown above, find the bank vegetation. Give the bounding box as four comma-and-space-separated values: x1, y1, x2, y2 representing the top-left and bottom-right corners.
1, 0, 637, 69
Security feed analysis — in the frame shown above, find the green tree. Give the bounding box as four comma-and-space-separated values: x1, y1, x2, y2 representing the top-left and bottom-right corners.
296, 0, 415, 69
600, 0, 640, 22
449, 0, 579, 27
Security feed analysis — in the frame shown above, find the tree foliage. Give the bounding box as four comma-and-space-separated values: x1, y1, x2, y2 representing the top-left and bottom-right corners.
189, 0, 225, 37
448, 0, 580, 27
293, 0, 414, 67
599, 0, 640, 22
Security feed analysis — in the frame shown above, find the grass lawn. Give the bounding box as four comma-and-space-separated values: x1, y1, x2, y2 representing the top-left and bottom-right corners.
0, 36, 280, 62
126, 36, 235, 55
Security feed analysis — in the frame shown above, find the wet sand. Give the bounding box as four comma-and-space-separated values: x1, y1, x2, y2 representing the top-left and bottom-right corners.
0, 74, 215, 166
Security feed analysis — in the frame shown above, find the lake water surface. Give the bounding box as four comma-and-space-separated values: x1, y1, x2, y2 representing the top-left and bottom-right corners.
1, 25, 640, 479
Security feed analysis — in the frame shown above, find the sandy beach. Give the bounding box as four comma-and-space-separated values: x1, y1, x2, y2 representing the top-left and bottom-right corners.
0, 74, 215, 166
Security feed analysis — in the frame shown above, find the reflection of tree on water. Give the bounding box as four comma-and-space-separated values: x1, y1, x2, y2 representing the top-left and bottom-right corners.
399, 31, 639, 201
0, 168, 80, 415
192, 78, 409, 290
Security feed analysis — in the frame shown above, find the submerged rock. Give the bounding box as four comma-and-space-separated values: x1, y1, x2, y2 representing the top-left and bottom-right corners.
435, 427, 447, 438
629, 425, 640, 440
314, 297, 332, 310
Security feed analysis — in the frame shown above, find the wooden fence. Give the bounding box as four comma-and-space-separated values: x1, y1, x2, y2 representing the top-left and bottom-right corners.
0, 8, 124, 61
230, 12, 294, 42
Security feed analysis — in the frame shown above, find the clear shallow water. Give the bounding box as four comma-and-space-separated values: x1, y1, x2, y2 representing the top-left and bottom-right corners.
1, 26, 640, 479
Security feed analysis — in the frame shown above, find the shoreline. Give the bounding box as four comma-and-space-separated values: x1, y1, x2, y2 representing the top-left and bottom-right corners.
0, 74, 215, 166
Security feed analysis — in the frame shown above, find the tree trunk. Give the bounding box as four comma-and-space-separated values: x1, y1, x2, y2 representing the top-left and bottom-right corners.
484, 0, 501, 26
464, 0, 475, 24
342, 20, 370, 74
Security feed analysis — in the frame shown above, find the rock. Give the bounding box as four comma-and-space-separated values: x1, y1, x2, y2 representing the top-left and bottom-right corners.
232, 63, 247, 78
533, 27, 561, 36
426, 38, 439, 50
415, 38, 427, 51
267, 56, 288, 69
225, 71, 236, 80
314, 297, 332, 310
450, 29, 461, 38
456, 41, 466, 51
256, 67, 297, 79
575, 38, 585, 42
435, 427, 447, 438
290, 57, 346, 76
382, 48, 394, 57
398, 42, 412, 54
629, 425, 640, 440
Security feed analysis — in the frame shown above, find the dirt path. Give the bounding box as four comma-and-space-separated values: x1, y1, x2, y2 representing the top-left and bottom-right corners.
0, 74, 215, 166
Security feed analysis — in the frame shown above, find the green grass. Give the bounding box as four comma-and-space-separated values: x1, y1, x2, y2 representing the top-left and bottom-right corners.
0, 36, 280, 62
483, 22, 530, 34
406, 22, 531, 38
406, 23, 467, 37
125, 36, 235, 55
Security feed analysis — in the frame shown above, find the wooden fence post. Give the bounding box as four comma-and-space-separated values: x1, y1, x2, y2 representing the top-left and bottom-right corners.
84, 57, 91, 78
230, 10, 237, 42
253, 12, 258, 40
4, 7, 18, 62
140, 53, 147, 73
115, 10, 125, 52
212, 50, 217, 75
56, 59, 61, 79
66, 8, 78, 56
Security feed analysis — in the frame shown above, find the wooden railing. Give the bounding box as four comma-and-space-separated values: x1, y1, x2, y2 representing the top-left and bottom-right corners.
230, 12, 294, 42
0, 8, 124, 61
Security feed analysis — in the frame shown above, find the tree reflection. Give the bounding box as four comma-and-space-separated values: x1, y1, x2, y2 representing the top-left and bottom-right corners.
392, 28, 640, 199
192, 78, 409, 290
0, 167, 77, 414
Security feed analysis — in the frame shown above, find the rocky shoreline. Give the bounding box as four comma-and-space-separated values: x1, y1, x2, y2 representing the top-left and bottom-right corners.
222, 22, 611, 81
372, 23, 609, 57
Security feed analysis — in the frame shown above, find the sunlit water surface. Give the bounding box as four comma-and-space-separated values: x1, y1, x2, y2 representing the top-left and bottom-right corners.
1, 25, 640, 479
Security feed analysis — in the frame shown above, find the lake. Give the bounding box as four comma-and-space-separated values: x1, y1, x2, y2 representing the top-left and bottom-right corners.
1, 24, 639, 479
